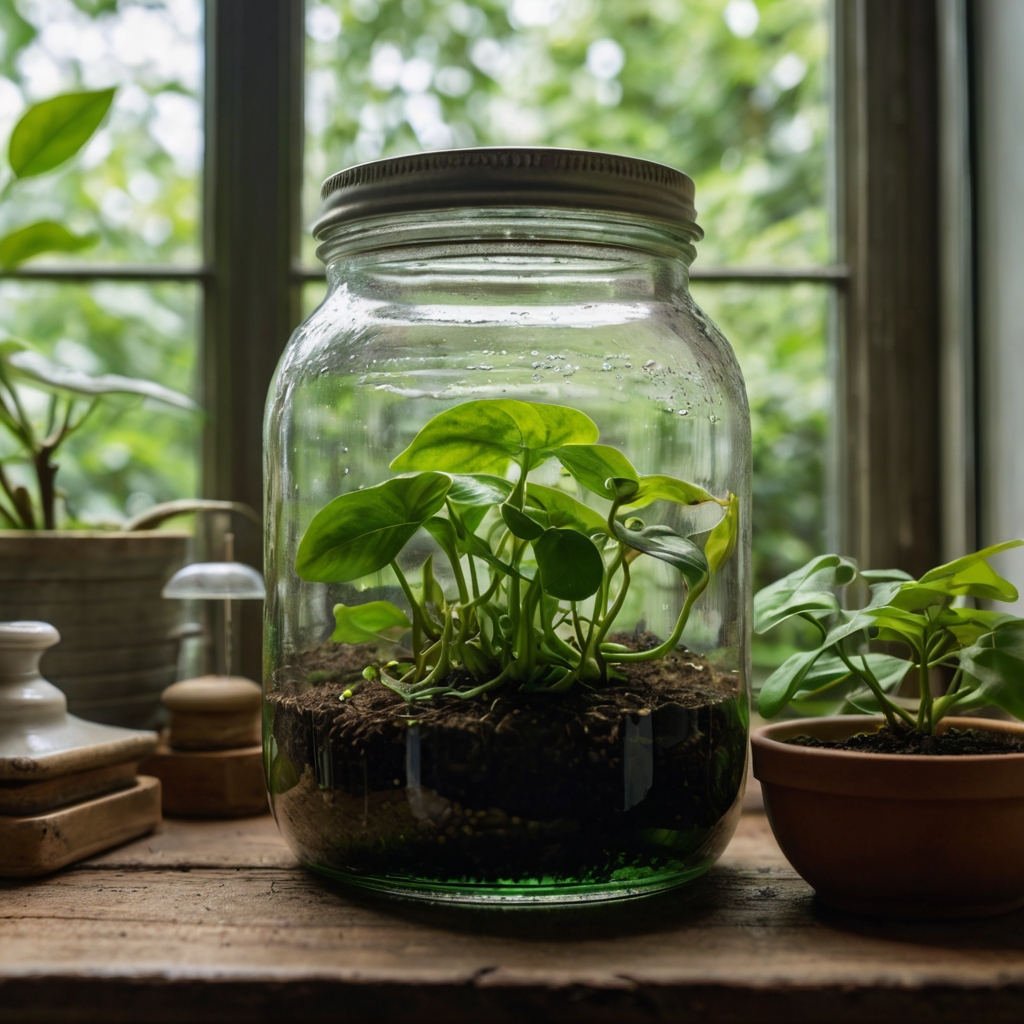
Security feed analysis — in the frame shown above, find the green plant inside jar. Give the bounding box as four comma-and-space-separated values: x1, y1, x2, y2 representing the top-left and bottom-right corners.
295, 398, 739, 701
269, 397, 746, 898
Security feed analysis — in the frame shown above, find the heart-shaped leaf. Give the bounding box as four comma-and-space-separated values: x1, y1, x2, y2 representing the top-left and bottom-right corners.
500, 502, 545, 541
9, 88, 115, 178
704, 492, 739, 574
534, 527, 604, 601
296, 472, 451, 583
5, 348, 197, 409
0, 221, 96, 269
611, 519, 708, 591
526, 483, 608, 536
331, 601, 410, 643
425, 515, 524, 579
555, 444, 638, 499
391, 399, 598, 474
753, 554, 858, 634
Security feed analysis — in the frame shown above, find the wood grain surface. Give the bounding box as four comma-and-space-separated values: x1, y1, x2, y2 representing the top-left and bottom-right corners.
1, 812, 1023, 1022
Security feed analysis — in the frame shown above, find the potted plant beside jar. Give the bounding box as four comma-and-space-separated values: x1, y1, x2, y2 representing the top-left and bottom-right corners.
0, 90, 198, 728
751, 540, 1024, 917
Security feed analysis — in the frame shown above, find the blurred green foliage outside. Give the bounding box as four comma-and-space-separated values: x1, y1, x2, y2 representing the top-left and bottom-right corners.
0, 0, 828, 670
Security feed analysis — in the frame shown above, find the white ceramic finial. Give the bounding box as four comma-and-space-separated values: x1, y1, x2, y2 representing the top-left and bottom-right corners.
0, 621, 158, 781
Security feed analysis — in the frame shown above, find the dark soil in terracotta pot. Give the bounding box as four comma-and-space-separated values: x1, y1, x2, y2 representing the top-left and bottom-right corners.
266, 636, 746, 889
787, 726, 1024, 756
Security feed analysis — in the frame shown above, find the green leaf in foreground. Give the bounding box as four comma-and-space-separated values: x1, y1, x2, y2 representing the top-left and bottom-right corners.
391, 399, 598, 474
753, 554, 857, 634
9, 88, 115, 178
534, 528, 604, 601
555, 444, 638, 499
0, 221, 95, 269
612, 519, 708, 591
296, 472, 452, 583
526, 483, 608, 535
331, 601, 411, 643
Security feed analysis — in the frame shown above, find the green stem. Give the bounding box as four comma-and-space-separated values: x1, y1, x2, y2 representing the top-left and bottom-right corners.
604, 572, 709, 663
834, 644, 911, 730
594, 546, 630, 649
391, 560, 427, 653
416, 607, 454, 688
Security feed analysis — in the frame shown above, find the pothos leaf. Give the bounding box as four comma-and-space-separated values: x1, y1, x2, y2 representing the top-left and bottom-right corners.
534, 527, 604, 601
331, 601, 410, 643
0, 221, 95, 269
624, 474, 718, 509
390, 399, 598, 474
445, 473, 513, 507
296, 473, 452, 583
612, 518, 708, 591
525, 483, 608, 536
500, 502, 545, 541
704, 492, 739, 575
555, 444, 638, 499
753, 554, 858, 635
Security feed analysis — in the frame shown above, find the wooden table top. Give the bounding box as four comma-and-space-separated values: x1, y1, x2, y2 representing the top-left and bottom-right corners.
2, 809, 1023, 1023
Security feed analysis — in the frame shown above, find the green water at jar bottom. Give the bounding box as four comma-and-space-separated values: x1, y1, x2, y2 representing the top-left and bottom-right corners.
266, 690, 748, 906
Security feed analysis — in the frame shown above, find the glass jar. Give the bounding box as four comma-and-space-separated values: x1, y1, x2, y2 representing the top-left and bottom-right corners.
264, 148, 751, 905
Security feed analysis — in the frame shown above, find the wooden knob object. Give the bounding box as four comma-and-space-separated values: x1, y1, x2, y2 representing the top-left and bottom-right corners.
162, 676, 261, 751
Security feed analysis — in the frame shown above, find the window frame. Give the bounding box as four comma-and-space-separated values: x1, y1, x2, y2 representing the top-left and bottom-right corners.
0, 0, 952, 676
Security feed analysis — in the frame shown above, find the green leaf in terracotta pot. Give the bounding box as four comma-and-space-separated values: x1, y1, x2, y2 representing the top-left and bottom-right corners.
0, 221, 96, 269
9, 88, 116, 178
296, 472, 452, 583
753, 554, 858, 634
555, 444, 639, 499
957, 621, 1024, 719
534, 527, 604, 601
525, 483, 608, 536
897, 542, 1024, 606
5, 348, 198, 409
757, 648, 826, 718
611, 518, 708, 591
331, 601, 411, 643
704, 492, 739, 575
390, 399, 598, 474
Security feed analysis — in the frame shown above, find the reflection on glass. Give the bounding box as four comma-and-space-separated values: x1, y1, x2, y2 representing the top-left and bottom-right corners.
0, 0, 203, 264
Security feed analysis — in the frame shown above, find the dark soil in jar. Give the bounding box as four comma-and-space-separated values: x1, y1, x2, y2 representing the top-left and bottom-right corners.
266, 634, 746, 887
787, 726, 1024, 756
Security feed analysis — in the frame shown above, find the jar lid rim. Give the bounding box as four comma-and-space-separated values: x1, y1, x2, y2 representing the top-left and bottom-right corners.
315, 147, 701, 239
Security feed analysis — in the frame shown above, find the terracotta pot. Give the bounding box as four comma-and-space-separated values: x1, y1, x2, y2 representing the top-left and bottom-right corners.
0, 531, 190, 729
751, 715, 1024, 918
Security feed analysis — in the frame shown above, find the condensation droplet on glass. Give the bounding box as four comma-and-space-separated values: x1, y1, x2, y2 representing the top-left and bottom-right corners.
532, 362, 542, 368
342, 446, 349, 452
679, 409, 689, 416
601, 362, 612, 371
532, 373, 542, 382
343, 467, 350, 475
709, 414, 717, 423
644, 359, 656, 368
531, 350, 539, 356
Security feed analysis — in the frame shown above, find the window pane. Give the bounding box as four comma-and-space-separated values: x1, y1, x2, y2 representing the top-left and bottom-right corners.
0, 281, 199, 527
691, 280, 829, 671
0, 0, 203, 264
303, 0, 828, 265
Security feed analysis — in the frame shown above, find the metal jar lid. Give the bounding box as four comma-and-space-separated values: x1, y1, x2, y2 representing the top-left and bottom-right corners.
314, 147, 701, 239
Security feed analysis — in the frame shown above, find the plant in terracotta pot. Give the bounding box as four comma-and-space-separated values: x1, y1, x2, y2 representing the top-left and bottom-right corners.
0, 89, 199, 728
750, 540, 1024, 918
